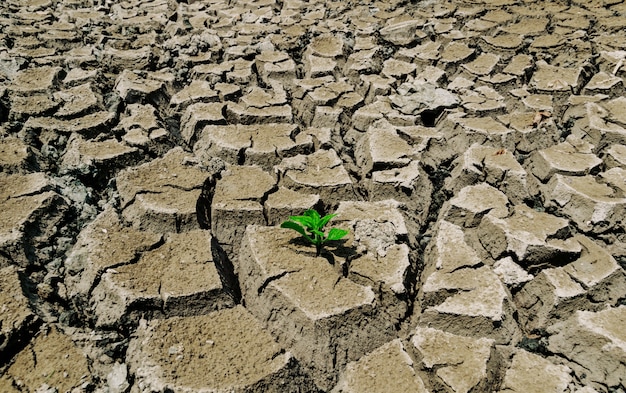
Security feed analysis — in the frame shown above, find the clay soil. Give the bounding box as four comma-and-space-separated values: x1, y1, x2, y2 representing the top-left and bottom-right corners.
1, 0, 626, 392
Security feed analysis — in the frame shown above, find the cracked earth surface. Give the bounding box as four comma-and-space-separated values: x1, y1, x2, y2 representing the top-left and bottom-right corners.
1, 0, 626, 392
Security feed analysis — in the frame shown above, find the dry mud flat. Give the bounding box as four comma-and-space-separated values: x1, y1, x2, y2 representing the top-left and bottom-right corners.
1, 0, 626, 391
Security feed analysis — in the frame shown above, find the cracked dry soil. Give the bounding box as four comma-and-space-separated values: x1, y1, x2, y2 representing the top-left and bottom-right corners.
1, 0, 626, 392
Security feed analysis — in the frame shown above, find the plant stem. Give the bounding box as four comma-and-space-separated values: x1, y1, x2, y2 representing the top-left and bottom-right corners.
311, 231, 322, 257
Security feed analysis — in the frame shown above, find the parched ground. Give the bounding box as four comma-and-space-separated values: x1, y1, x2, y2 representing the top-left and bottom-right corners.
1, 0, 626, 392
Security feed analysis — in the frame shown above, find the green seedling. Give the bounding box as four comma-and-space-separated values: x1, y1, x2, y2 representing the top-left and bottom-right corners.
281, 209, 349, 257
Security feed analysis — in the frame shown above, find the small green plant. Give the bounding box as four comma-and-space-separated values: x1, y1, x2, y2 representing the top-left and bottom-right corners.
281, 209, 349, 257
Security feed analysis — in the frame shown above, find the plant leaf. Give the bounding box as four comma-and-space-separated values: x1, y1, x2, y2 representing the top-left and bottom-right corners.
326, 228, 349, 241
304, 209, 321, 220
281, 221, 314, 243
288, 215, 314, 229
304, 209, 321, 228
280, 221, 306, 236
310, 229, 325, 239
319, 213, 336, 229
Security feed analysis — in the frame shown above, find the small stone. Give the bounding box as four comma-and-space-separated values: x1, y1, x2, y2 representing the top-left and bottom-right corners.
106, 363, 129, 393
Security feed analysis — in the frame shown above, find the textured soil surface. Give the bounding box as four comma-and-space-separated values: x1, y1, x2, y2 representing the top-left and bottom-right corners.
1, 0, 626, 392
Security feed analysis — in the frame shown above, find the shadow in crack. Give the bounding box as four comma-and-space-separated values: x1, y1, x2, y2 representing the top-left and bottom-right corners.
210, 235, 242, 305
196, 173, 242, 304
